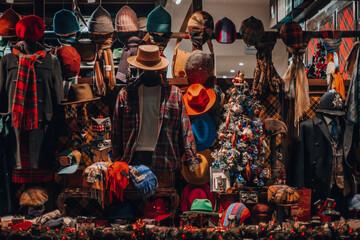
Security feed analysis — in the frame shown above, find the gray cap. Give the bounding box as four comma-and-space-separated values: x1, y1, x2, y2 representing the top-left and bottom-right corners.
88, 6, 114, 34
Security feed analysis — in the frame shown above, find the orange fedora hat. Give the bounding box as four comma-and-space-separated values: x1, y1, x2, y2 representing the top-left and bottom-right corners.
183, 84, 216, 115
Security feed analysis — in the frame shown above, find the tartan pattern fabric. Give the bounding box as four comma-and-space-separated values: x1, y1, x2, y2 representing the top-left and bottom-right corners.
19, 186, 48, 207
301, 96, 322, 121
129, 165, 158, 199
280, 22, 305, 49
274, 186, 300, 204
12, 131, 54, 183
59, 100, 110, 167
94, 39, 115, 96
338, 4, 355, 80
240, 16, 264, 46
12, 41, 47, 130
112, 85, 198, 171
267, 184, 287, 202
307, 18, 333, 63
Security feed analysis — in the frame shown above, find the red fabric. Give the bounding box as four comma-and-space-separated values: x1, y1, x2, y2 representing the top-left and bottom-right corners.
107, 161, 129, 203
56, 46, 81, 79
12, 42, 46, 130
15, 15, 45, 41
10, 221, 32, 231
144, 198, 172, 221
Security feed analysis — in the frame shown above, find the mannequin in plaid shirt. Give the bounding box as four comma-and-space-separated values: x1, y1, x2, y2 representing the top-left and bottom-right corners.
112, 45, 199, 172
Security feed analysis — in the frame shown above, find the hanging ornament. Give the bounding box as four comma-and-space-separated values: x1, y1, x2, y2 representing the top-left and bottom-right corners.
219, 133, 225, 139
242, 136, 250, 141
246, 162, 251, 182
232, 132, 236, 148
238, 123, 243, 129
232, 104, 242, 113
253, 177, 259, 184
226, 112, 231, 130
254, 109, 260, 115
231, 88, 237, 94
227, 133, 233, 139
229, 98, 234, 103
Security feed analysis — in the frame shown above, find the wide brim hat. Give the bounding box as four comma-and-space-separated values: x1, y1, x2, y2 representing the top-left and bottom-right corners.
180, 183, 215, 213
181, 150, 213, 185
316, 90, 346, 116
20, 187, 48, 207
127, 44, 169, 70
190, 114, 216, 151
61, 84, 101, 105
183, 199, 218, 216
183, 84, 216, 115
57, 149, 82, 174
143, 198, 172, 221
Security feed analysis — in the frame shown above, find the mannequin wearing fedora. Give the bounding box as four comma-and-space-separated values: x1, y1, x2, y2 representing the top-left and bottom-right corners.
112, 45, 199, 172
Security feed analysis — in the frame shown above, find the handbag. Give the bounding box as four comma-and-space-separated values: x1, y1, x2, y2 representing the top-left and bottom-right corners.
172, 40, 191, 78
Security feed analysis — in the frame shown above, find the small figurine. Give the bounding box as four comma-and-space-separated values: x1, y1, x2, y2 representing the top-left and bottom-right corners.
232, 70, 245, 85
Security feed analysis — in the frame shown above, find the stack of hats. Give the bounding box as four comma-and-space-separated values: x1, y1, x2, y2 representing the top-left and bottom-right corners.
182, 51, 217, 185
0, 8, 21, 38
180, 183, 215, 214
19, 187, 49, 217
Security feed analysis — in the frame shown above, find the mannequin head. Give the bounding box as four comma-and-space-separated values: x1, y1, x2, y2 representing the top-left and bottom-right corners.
140, 70, 165, 87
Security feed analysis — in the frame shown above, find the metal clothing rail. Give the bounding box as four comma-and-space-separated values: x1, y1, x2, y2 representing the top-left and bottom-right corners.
43, 30, 360, 40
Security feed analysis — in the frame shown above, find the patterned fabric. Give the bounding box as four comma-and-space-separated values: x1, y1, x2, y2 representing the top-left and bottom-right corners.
116, 36, 141, 83
83, 161, 112, 208
129, 165, 158, 199
57, 32, 80, 46
338, 4, 355, 80
12, 41, 46, 130
280, 22, 305, 49
273, 186, 300, 205
64, 191, 103, 218
94, 39, 115, 96
107, 161, 129, 203
301, 96, 321, 121
240, 16, 264, 47
253, 33, 283, 100
19, 186, 48, 207
112, 85, 198, 171
12, 130, 54, 183
267, 184, 287, 202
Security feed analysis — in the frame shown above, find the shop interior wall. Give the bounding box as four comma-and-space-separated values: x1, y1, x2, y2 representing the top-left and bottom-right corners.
164, 0, 288, 79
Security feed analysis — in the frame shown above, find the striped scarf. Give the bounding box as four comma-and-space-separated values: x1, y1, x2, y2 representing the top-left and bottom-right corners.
12, 41, 46, 130
94, 39, 115, 96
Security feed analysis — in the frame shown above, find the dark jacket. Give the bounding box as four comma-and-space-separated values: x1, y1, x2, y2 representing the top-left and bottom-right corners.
0, 53, 64, 169
295, 114, 359, 202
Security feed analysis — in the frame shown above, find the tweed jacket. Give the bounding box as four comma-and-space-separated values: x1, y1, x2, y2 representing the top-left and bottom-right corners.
295, 114, 359, 202
0, 53, 63, 170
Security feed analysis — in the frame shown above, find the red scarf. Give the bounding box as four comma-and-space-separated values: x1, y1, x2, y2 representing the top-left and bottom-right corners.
12, 41, 46, 130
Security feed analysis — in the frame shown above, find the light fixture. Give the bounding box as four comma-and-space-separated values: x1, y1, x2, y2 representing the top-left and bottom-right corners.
175, 0, 182, 4
230, 70, 235, 73
239, 62, 244, 66
222, 76, 227, 79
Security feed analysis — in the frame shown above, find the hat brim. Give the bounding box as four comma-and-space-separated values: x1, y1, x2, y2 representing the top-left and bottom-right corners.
181, 154, 210, 185
316, 109, 346, 116
191, 114, 216, 151
60, 97, 101, 106
154, 212, 172, 221
57, 164, 79, 174
183, 88, 216, 116
183, 210, 218, 216
127, 55, 169, 71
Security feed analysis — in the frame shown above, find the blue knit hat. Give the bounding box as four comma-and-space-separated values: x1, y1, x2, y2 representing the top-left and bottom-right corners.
53, 9, 80, 35
146, 6, 171, 33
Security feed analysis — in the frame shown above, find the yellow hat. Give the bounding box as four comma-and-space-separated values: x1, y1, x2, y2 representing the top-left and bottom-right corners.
181, 149, 214, 185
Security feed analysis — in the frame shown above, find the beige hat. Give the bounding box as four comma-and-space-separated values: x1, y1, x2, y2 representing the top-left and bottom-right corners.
127, 45, 169, 70
61, 84, 101, 105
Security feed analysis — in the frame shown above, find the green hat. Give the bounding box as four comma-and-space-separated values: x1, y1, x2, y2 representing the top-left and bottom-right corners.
184, 199, 218, 216
146, 6, 171, 33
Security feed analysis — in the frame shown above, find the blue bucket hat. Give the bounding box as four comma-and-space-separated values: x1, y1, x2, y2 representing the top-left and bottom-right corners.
53, 9, 80, 35
129, 165, 158, 199
190, 114, 216, 151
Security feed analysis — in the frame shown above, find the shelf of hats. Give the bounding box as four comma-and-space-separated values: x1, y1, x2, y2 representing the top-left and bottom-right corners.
1, 0, 360, 239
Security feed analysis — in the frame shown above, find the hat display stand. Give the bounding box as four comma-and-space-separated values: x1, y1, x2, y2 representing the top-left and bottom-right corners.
89, 117, 112, 163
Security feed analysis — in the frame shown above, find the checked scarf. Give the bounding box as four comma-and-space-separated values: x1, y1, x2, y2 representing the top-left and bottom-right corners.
253, 32, 283, 101
321, 31, 345, 100
94, 38, 115, 96
12, 42, 46, 130
116, 36, 141, 83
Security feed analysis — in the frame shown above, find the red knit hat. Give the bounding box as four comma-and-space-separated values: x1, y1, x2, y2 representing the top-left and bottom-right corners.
16, 15, 45, 41
0, 8, 21, 37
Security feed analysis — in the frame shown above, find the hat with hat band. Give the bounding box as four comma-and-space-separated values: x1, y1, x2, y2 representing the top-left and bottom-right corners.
183, 84, 216, 115
127, 44, 169, 70
183, 199, 218, 216
57, 149, 82, 174
190, 113, 216, 151
180, 183, 215, 213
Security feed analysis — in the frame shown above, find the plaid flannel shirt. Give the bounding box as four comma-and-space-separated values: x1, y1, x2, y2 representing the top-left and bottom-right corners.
112, 84, 197, 171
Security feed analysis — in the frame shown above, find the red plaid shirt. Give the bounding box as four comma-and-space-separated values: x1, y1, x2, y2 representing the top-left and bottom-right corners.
112, 84, 197, 171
